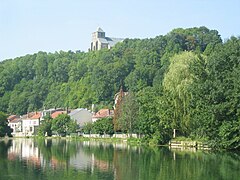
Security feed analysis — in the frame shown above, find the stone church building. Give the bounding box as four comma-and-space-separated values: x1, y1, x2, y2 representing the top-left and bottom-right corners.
90, 27, 124, 51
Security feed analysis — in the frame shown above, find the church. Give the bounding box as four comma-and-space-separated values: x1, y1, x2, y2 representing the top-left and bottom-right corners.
90, 27, 124, 51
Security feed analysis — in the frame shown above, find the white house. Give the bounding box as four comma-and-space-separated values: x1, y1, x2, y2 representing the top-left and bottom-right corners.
21, 112, 41, 136
8, 115, 22, 136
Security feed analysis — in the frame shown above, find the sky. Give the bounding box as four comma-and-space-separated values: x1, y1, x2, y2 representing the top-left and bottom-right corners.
0, 0, 240, 61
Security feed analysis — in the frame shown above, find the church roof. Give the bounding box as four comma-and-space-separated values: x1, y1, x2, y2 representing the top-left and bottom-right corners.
106, 37, 124, 47
97, 27, 104, 32
98, 38, 109, 44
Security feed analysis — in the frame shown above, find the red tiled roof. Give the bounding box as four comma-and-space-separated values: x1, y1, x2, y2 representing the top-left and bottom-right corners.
8, 115, 21, 123
31, 112, 41, 119
21, 112, 35, 119
51, 111, 66, 119
7, 115, 17, 121
9, 118, 21, 123
93, 109, 114, 118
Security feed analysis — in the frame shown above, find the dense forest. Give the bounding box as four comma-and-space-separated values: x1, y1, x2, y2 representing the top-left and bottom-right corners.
0, 26, 239, 149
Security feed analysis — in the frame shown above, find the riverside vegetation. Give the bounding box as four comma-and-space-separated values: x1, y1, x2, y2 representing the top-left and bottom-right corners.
0, 27, 239, 150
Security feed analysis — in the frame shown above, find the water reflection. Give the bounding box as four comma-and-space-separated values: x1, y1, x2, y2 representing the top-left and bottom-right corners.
0, 139, 239, 180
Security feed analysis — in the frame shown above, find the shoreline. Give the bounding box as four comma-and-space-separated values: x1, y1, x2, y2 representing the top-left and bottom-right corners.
1, 136, 210, 150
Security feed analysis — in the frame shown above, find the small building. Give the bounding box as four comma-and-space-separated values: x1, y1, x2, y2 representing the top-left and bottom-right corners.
8, 115, 22, 136
40, 108, 64, 120
90, 27, 124, 51
92, 109, 114, 122
68, 108, 92, 127
21, 112, 41, 136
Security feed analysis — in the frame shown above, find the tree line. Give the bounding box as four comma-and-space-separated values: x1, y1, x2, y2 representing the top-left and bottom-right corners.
0, 26, 239, 149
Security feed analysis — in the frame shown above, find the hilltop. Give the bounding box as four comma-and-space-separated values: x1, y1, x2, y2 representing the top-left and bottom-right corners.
0, 26, 221, 114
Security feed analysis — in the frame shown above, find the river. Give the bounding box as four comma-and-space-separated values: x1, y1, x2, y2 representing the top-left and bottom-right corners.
0, 138, 239, 180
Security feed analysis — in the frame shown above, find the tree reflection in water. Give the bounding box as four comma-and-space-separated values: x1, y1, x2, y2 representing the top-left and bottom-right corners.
0, 139, 239, 180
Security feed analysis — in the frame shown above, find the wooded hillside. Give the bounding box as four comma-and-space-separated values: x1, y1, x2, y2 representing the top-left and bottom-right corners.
1, 26, 239, 149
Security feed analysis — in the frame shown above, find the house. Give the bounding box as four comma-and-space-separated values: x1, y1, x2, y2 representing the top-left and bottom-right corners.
92, 109, 114, 122
21, 112, 41, 136
68, 108, 92, 127
40, 108, 64, 120
7, 115, 18, 122
90, 27, 124, 51
8, 115, 22, 136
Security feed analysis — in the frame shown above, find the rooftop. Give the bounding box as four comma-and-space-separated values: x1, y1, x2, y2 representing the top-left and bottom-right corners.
51, 111, 66, 119
93, 109, 114, 119
97, 27, 104, 32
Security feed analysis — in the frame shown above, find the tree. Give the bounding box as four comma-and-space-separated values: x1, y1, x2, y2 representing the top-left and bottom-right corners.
51, 114, 78, 136
163, 52, 205, 135
113, 87, 125, 132
118, 92, 139, 136
0, 112, 12, 137
92, 117, 114, 135
190, 37, 240, 149
137, 87, 160, 136
82, 122, 93, 134
0, 27, 222, 115
38, 115, 53, 136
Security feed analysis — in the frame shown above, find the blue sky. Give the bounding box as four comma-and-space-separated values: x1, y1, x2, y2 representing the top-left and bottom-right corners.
0, 0, 240, 61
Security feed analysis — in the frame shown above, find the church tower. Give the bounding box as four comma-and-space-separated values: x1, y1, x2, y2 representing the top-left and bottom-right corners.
91, 27, 106, 51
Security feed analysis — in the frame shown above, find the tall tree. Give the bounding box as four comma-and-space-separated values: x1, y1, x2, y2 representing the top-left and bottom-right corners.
113, 87, 125, 132
191, 37, 240, 149
163, 52, 205, 135
0, 112, 12, 137
118, 92, 139, 136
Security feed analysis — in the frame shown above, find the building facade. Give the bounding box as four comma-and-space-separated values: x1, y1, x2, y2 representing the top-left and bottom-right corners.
8, 115, 22, 136
21, 112, 41, 136
68, 108, 92, 127
90, 27, 124, 51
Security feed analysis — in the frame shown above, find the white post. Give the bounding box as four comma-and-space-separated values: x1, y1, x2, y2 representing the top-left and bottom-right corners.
173, 129, 176, 138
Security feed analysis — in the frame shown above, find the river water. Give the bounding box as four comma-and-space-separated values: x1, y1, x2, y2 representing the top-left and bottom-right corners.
0, 138, 239, 180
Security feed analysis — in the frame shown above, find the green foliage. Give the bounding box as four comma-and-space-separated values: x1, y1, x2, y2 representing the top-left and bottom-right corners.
137, 87, 172, 144
0, 26, 220, 115
0, 26, 239, 149
82, 117, 114, 135
137, 87, 160, 136
51, 114, 78, 136
189, 37, 240, 149
218, 120, 240, 149
38, 115, 53, 136
163, 52, 205, 135
117, 92, 139, 135
82, 122, 93, 134
92, 117, 114, 135
0, 112, 12, 137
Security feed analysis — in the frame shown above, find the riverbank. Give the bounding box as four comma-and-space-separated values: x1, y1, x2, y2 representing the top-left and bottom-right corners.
2, 135, 209, 149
